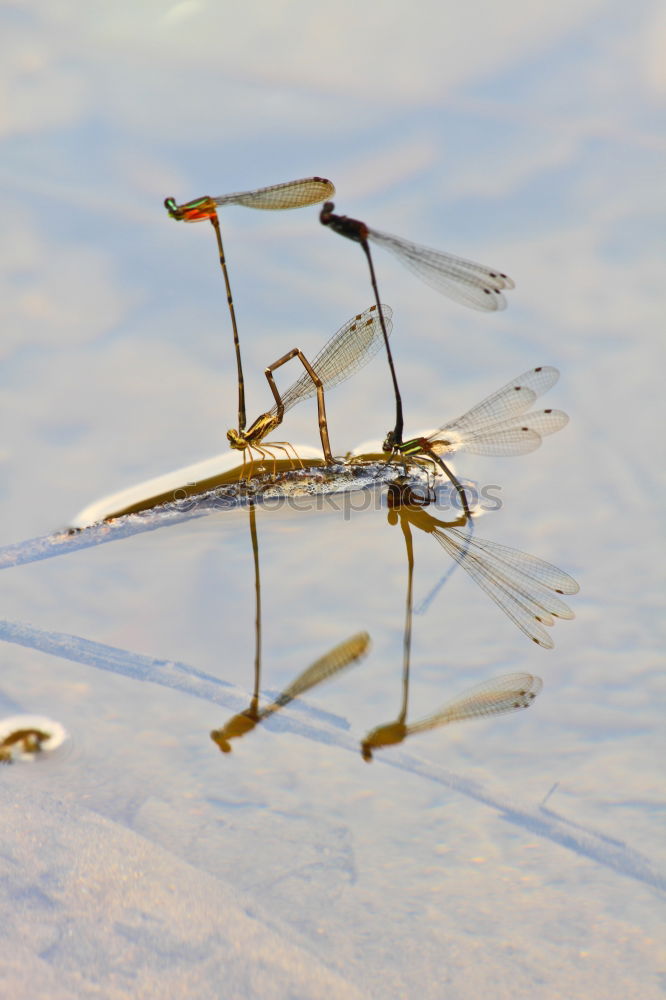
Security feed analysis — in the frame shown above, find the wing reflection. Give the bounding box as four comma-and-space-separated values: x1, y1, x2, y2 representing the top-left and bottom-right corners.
361, 481, 544, 760
387, 480, 578, 649
362, 674, 543, 761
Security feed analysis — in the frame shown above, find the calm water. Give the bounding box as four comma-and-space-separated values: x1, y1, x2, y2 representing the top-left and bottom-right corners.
1, 457, 663, 998
1, 3, 664, 997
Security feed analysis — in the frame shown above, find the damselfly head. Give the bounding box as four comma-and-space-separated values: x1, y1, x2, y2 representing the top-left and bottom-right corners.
210, 710, 259, 754
227, 428, 245, 449
361, 721, 408, 761
228, 413, 280, 450
320, 201, 368, 242
164, 197, 179, 218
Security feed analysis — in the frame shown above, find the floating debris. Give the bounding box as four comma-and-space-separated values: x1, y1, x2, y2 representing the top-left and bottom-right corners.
0, 714, 68, 763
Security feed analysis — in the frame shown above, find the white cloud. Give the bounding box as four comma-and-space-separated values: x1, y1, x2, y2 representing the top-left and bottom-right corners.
27, 0, 609, 107
640, 0, 666, 99
328, 140, 439, 200
444, 126, 583, 200
0, 214, 137, 358
0, 22, 88, 137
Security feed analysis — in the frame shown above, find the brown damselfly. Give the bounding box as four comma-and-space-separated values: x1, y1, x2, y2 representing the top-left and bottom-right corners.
165, 177, 335, 432
226, 303, 392, 478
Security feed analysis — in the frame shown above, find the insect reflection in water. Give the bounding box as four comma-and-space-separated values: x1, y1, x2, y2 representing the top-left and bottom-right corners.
210, 502, 370, 754
361, 481, 550, 760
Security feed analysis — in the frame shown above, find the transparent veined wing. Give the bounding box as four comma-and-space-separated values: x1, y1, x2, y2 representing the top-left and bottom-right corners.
424, 366, 567, 457
407, 673, 543, 733
272, 304, 393, 415
214, 176, 335, 211
368, 227, 515, 312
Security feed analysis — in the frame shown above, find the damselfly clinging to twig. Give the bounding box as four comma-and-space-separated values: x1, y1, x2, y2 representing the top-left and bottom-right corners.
385, 365, 568, 518
165, 177, 335, 433
320, 200, 514, 448
226, 303, 392, 478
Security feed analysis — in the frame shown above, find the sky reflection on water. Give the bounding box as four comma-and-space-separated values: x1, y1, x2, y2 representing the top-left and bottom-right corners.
1, 1, 664, 996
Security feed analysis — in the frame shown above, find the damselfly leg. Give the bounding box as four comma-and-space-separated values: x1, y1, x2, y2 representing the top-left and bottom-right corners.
226, 303, 393, 479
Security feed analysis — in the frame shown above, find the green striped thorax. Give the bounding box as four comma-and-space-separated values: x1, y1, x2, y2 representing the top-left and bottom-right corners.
383, 431, 424, 455
163, 195, 216, 222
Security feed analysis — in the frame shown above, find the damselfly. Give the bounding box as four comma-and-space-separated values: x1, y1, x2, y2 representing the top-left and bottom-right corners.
166, 177, 335, 432
226, 304, 392, 478
386, 365, 568, 518
320, 200, 514, 446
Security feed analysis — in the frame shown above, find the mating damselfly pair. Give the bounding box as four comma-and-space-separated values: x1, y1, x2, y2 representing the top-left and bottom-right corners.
163, 174, 578, 665
164, 176, 520, 485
